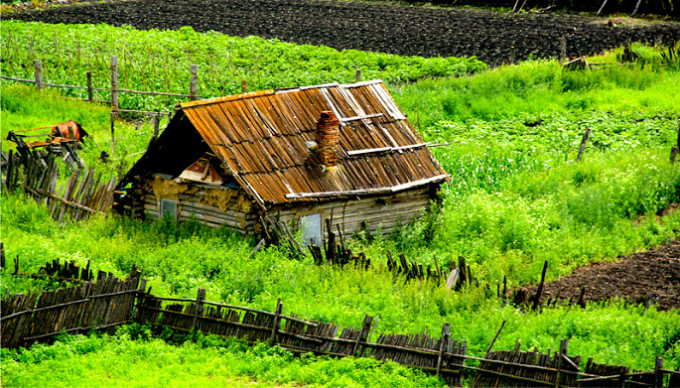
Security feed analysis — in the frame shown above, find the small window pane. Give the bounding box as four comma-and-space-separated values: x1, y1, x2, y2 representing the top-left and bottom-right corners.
300, 213, 322, 246
160, 199, 178, 222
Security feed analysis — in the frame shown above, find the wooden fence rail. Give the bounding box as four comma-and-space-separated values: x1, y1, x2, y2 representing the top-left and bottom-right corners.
2, 152, 117, 222
0, 266, 141, 349
137, 287, 467, 383
2, 261, 678, 387
0, 57, 200, 108
1, 58, 366, 116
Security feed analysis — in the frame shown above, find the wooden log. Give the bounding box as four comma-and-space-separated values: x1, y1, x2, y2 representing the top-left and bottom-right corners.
110, 56, 119, 111
0, 75, 35, 83
34, 60, 43, 90
458, 257, 467, 286
191, 288, 206, 332
436, 323, 450, 376
189, 64, 198, 101
433, 255, 442, 283
576, 127, 591, 162
533, 261, 549, 310
654, 357, 664, 388
86, 71, 93, 102
486, 320, 506, 355
577, 287, 586, 308
270, 298, 282, 345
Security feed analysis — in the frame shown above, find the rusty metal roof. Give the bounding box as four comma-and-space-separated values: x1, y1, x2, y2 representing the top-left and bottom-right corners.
178, 80, 449, 207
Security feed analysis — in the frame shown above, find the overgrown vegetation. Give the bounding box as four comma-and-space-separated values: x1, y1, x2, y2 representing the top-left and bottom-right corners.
1, 327, 445, 388
2, 21, 680, 386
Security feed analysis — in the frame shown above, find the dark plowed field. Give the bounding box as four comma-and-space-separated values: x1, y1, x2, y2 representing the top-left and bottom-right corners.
9, 0, 680, 67
517, 241, 680, 311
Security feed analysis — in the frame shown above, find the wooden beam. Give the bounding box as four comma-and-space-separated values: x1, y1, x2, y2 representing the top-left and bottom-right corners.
340, 113, 383, 123
285, 174, 448, 200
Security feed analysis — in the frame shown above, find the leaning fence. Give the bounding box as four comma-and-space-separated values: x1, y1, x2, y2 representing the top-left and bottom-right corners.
1, 266, 141, 349
2, 150, 117, 222
2, 259, 679, 387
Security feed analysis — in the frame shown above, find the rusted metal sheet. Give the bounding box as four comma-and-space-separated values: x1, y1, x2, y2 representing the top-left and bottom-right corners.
180, 80, 448, 207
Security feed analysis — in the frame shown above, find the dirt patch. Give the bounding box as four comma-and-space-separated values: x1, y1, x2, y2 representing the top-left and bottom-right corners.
515, 241, 680, 311
7, 0, 680, 67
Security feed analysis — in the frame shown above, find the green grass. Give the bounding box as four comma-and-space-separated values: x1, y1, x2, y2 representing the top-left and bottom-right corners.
2, 23, 680, 385
1, 328, 445, 387
0, 83, 161, 179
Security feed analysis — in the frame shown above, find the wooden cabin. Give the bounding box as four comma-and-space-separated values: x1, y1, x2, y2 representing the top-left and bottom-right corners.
117, 80, 449, 244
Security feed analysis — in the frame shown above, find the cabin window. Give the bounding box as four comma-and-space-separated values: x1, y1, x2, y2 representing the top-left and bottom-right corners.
300, 213, 322, 246
160, 199, 178, 223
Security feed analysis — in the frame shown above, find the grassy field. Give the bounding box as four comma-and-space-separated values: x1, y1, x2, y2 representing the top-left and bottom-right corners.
2, 21, 680, 387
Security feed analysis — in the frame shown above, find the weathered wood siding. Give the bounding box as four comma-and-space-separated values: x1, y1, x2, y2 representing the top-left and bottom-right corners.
139, 176, 257, 234
273, 188, 431, 237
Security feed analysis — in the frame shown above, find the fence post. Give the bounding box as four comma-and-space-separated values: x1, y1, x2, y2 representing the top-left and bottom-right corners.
86, 71, 93, 102
436, 322, 450, 377
110, 111, 116, 153
134, 278, 147, 322
34, 60, 43, 90
352, 314, 373, 356
153, 114, 160, 138
241, 80, 247, 94
654, 357, 664, 388
270, 298, 283, 345
75, 282, 93, 332
110, 56, 119, 111
191, 288, 206, 332
560, 37, 567, 61
355, 69, 362, 82
555, 339, 568, 388
0, 242, 4, 270
190, 64, 198, 101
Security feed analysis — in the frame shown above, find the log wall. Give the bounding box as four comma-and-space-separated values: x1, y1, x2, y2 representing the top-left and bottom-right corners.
138, 175, 257, 234
273, 187, 432, 238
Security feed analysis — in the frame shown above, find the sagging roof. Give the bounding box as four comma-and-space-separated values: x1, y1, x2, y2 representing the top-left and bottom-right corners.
126, 80, 449, 207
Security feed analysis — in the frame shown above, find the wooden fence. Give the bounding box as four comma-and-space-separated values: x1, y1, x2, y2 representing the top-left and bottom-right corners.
137, 289, 467, 383
2, 150, 116, 222
1, 266, 142, 349
470, 342, 679, 388
0, 57, 364, 116
2, 260, 679, 387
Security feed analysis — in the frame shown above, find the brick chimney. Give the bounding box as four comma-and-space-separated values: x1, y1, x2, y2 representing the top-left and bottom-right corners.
315, 111, 340, 167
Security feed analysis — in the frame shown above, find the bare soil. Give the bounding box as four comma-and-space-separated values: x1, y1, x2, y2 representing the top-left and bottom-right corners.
516, 241, 680, 311
8, 0, 680, 67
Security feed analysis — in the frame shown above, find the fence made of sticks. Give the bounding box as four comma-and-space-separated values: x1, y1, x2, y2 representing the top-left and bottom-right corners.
2, 260, 679, 387
2, 150, 116, 222
1, 266, 141, 349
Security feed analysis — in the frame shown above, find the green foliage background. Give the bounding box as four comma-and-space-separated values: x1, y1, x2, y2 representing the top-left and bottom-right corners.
2, 21, 680, 387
